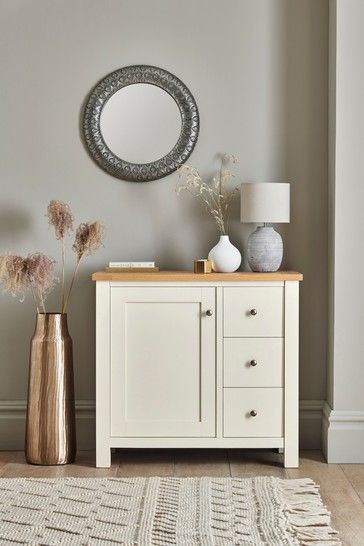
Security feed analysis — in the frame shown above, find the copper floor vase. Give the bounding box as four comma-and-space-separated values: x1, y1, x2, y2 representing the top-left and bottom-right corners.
26, 313, 76, 465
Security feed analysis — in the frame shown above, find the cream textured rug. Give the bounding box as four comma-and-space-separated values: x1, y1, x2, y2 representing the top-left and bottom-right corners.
0, 477, 340, 545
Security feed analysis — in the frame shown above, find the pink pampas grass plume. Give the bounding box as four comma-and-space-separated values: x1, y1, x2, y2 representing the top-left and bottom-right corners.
47, 200, 74, 240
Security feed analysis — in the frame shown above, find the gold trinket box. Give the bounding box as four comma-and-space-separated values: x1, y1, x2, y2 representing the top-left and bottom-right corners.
194, 259, 213, 273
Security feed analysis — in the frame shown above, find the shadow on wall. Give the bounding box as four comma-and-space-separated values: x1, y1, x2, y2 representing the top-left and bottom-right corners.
282, 0, 328, 401
0, 206, 33, 246
0, 206, 35, 398
0, 297, 35, 399
66, 266, 96, 401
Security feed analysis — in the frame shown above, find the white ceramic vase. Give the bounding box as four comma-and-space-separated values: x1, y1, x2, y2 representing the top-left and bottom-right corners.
208, 235, 241, 273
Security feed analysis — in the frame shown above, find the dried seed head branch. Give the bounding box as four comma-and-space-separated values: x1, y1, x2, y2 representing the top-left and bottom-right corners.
176, 153, 240, 235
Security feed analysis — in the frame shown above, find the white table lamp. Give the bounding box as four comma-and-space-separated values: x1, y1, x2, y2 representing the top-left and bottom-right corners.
241, 183, 290, 272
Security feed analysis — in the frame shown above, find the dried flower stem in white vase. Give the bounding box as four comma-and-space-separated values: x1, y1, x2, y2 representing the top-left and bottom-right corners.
176, 153, 239, 235
176, 153, 242, 272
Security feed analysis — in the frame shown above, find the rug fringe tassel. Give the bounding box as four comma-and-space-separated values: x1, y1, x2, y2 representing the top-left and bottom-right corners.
277, 478, 342, 545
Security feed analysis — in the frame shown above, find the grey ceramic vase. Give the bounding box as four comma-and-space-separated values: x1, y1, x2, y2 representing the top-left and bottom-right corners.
247, 226, 283, 272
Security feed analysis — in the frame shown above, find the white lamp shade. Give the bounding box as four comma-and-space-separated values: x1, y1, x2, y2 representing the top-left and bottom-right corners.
240, 183, 290, 223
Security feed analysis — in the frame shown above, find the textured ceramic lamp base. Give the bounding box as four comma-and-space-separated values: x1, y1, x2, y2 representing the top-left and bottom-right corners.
247, 226, 283, 272
25, 313, 76, 466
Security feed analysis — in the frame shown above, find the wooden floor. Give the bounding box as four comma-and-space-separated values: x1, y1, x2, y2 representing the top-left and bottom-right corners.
0, 449, 363, 545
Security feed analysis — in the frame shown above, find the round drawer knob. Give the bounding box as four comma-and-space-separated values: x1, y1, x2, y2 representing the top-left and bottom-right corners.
206, 309, 213, 316
250, 359, 258, 367
250, 410, 258, 417
250, 308, 258, 316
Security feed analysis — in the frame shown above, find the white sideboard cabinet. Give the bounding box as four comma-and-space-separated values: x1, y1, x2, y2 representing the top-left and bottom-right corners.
92, 270, 303, 468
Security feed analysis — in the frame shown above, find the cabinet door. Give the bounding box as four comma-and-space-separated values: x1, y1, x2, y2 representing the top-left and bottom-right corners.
110, 287, 215, 437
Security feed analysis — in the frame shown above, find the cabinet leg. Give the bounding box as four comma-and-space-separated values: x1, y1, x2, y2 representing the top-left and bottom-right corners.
284, 446, 299, 468
96, 446, 111, 468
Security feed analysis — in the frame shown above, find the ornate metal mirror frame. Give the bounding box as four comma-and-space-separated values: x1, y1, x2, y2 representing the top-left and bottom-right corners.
83, 65, 199, 182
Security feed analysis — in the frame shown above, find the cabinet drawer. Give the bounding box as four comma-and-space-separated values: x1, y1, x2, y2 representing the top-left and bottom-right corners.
223, 388, 283, 437
224, 338, 283, 387
223, 287, 284, 337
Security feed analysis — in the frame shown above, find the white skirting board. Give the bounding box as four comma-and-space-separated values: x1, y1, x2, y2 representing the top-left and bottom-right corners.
322, 402, 364, 463
0, 399, 323, 451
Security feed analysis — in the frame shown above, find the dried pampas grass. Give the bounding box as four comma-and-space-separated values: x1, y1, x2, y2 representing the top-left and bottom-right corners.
47, 200, 74, 240
0, 253, 56, 312
0, 254, 29, 299
26, 253, 56, 293
47, 200, 74, 309
0, 201, 105, 314
62, 220, 105, 313
73, 221, 105, 261
26, 253, 56, 312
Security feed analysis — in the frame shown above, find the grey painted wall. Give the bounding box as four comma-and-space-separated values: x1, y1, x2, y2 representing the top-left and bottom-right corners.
324, 0, 364, 462
0, 1, 328, 420
328, 0, 364, 412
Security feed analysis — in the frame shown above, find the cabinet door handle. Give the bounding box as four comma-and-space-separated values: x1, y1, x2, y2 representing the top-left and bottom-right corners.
206, 309, 213, 316
250, 359, 258, 367
250, 410, 258, 417
250, 308, 258, 316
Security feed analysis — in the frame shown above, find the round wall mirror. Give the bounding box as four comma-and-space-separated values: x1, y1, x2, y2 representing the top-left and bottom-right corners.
100, 84, 182, 165
83, 65, 199, 182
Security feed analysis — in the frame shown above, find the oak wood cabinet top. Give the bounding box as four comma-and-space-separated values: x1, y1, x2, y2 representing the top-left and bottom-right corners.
92, 270, 303, 282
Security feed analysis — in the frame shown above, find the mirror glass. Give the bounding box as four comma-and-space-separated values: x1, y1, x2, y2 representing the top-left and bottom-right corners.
100, 84, 182, 164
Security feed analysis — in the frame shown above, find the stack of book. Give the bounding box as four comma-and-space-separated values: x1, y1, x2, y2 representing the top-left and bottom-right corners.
106, 261, 159, 273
